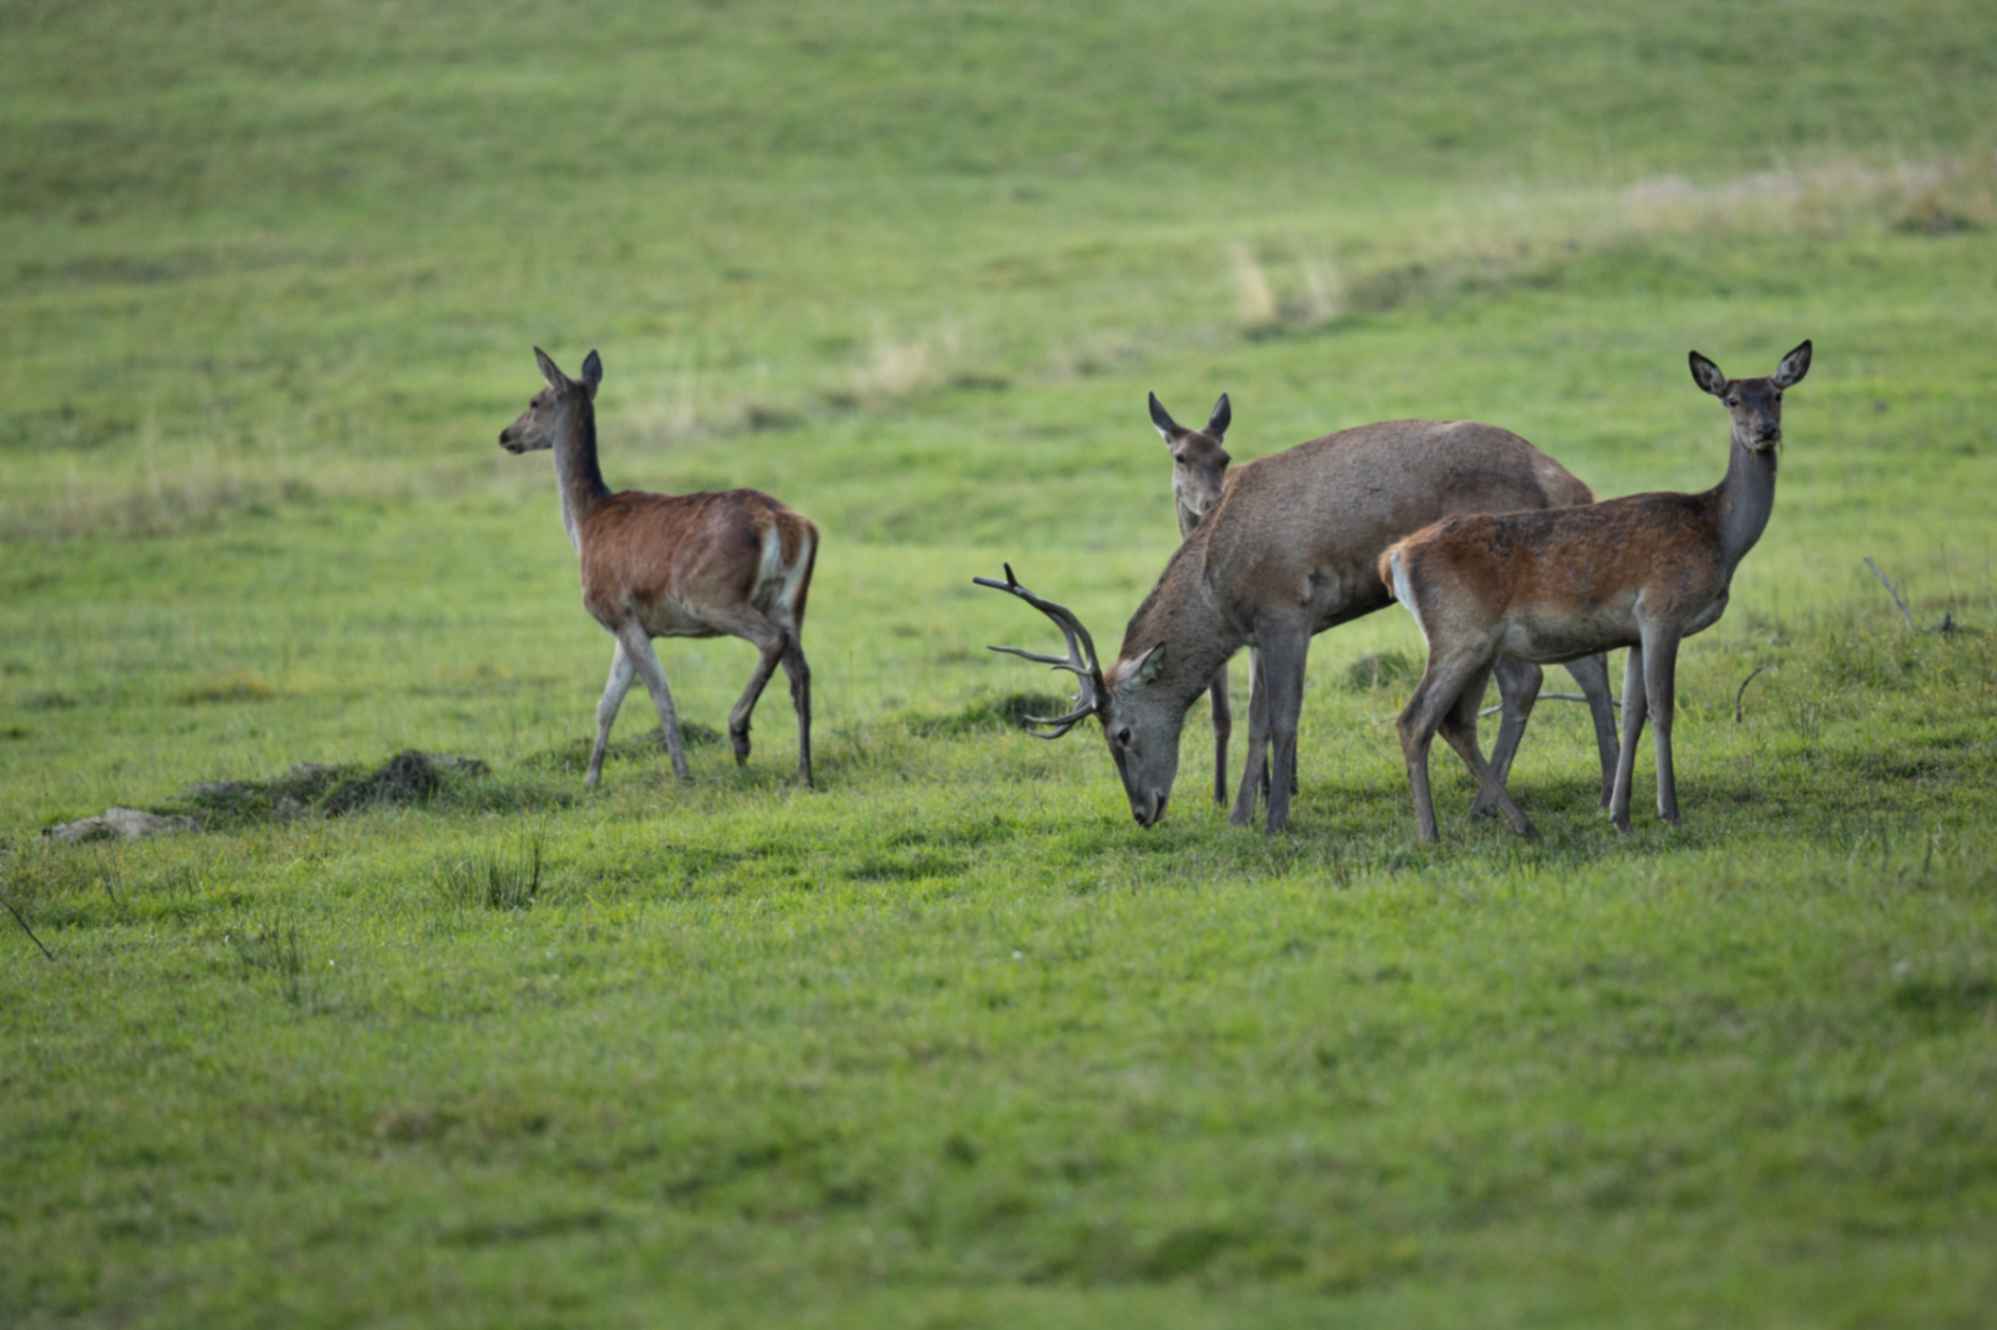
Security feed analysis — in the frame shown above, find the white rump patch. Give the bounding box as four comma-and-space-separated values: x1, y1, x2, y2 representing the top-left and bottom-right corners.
757, 522, 813, 622
757, 524, 785, 594
1388, 549, 1428, 649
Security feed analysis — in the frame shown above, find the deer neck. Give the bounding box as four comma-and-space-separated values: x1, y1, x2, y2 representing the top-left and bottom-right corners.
1712, 433, 1779, 578
551, 399, 611, 552
1119, 530, 1246, 711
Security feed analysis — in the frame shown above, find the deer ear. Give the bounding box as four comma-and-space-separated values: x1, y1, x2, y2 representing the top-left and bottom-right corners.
1771, 339, 1811, 389
1688, 350, 1727, 398
533, 346, 567, 389
579, 349, 604, 398
1148, 392, 1183, 444
1206, 392, 1231, 440
1126, 642, 1167, 687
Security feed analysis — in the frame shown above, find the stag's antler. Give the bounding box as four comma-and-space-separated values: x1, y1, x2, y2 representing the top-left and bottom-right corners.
972, 562, 1108, 738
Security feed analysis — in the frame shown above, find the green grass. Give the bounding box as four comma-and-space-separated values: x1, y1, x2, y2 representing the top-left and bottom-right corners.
5, 2, 1997, 1326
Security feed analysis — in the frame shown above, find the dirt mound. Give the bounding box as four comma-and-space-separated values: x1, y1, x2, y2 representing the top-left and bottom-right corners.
183, 762, 353, 824
1342, 651, 1420, 691
43, 807, 197, 844
322, 751, 489, 817
901, 692, 1077, 737
41, 752, 497, 844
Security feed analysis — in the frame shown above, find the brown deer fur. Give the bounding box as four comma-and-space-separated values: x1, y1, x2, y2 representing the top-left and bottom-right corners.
981, 417, 1620, 832
499, 347, 817, 789
1379, 339, 1812, 841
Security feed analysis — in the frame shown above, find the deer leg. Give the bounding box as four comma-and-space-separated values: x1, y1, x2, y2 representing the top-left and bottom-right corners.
1563, 651, 1620, 808
617, 624, 692, 783
692, 605, 793, 774
1254, 649, 1298, 799
1280, 657, 1299, 800
1229, 654, 1270, 827
1259, 628, 1309, 835
1396, 653, 1471, 844
1208, 661, 1231, 808
1256, 653, 1273, 805
780, 637, 813, 789
1639, 628, 1682, 825
1609, 645, 1649, 834
726, 638, 786, 768
1440, 666, 1535, 839
586, 642, 638, 788
1480, 655, 1542, 814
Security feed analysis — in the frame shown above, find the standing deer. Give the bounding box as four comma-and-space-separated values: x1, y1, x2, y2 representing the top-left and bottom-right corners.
1379, 340, 1811, 842
498, 347, 817, 789
977, 419, 1620, 831
1147, 390, 1236, 806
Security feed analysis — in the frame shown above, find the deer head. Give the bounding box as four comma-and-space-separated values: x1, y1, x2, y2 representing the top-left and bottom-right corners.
499, 347, 603, 453
1147, 391, 1233, 527
975, 565, 1186, 827
1689, 339, 1811, 454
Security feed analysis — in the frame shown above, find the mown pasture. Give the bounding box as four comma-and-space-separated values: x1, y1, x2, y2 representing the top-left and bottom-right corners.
4, 2, 1996, 1325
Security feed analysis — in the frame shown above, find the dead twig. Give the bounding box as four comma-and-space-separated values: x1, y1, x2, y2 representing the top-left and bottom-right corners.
1734, 663, 1770, 723
1478, 691, 1621, 719
3, 894, 55, 962
1863, 556, 1916, 632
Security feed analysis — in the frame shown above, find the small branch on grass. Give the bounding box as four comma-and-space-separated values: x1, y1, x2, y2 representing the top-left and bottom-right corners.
3, 894, 55, 962
1863, 557, 1916, 632
1734, 663, 1770, 723
1478, 692, 1621, 718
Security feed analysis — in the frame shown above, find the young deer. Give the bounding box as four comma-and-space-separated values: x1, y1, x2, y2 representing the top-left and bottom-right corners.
978, 418, 1620, 832
498, 348, 818, 789
1379, 339, 1812, 842
1147, 390, 1236, 806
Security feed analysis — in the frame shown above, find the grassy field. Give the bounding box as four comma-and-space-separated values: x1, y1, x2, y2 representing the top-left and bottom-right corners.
5, 1, 1997, 1325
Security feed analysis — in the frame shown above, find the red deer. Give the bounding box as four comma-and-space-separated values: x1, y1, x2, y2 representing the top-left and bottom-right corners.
498, 348, 817, 789
977, 419, 1620, 831
1147, 390, 1236, 806
1379, 340, 1811, 841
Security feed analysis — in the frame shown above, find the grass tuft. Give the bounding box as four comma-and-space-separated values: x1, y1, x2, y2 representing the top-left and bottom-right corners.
432, 837, 544, 912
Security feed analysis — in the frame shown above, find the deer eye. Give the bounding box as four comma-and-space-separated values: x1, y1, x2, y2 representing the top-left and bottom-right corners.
1115, 727, 1133, 747
1727, 396, 1741, 407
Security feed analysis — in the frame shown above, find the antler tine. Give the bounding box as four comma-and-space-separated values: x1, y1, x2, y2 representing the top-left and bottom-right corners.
971, 564, 1106, 680
973, 563, 1110, 737
986, 644, 1094, 676
1013, 692, 1097, 739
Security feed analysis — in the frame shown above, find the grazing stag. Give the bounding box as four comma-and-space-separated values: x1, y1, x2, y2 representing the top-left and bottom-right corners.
1379, 339, 1812, 841
498, 347, 817, 789
978, 419, 1620, 831
1148, 389, 1236, 806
